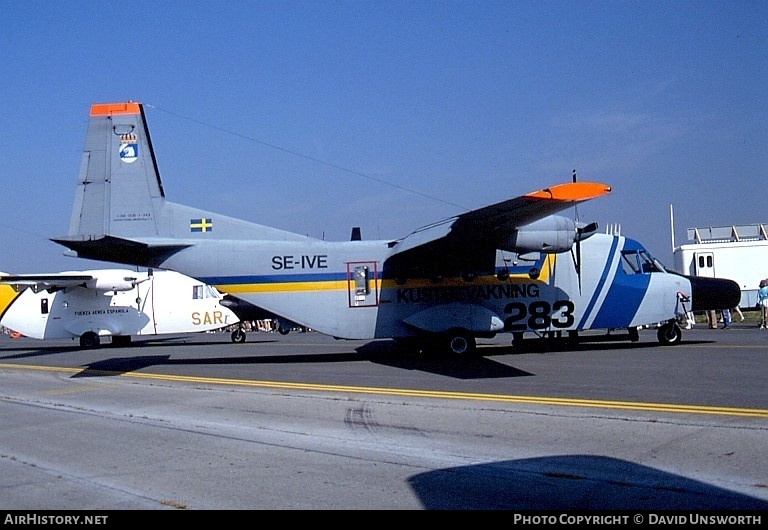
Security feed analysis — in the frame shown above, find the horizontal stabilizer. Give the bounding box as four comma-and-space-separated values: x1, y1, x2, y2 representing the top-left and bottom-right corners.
51, 235, 190, 268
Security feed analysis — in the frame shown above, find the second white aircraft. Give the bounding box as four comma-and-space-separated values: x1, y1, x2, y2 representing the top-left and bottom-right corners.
0, 268, 239, 348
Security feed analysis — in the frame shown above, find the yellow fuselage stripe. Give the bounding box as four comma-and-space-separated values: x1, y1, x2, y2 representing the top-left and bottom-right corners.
218, 260, 556, 294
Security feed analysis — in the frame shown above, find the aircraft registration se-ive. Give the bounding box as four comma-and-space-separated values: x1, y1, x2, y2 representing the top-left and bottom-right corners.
51, 102, 740, 355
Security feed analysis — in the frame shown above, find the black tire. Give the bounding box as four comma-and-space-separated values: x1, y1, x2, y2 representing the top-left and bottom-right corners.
446, 331, 476, 356
79, 331, 100, 349
111, 335, 132, 347
278, 327, 290, 335
231, 328, 247, 343
657, 322, 682, 345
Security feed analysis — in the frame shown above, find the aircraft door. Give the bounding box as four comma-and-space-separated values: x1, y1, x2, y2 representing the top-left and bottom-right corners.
694, 252, 716, 278
347, 261, 378, 307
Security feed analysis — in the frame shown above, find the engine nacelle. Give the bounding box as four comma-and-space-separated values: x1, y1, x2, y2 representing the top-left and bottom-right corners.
497, 216, 578, 254
84, 270, 139, 292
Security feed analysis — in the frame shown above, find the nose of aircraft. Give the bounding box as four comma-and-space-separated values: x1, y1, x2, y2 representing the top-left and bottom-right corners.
687, 276, 742, 311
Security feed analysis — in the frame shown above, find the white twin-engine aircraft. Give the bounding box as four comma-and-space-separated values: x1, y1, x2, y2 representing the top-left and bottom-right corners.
51, 102, 740, 355
0, 268, 239, 348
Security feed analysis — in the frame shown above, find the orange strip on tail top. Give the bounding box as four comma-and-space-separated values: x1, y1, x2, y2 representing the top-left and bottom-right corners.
90, 102, 141, 117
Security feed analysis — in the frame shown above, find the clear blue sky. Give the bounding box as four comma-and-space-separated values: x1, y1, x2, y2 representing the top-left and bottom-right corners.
1, 0, 765, 273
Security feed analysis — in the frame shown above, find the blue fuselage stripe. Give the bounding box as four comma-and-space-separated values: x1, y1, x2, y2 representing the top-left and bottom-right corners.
202, 273, 344, 285
590, 272, 650, 328
577, 236, 619, 329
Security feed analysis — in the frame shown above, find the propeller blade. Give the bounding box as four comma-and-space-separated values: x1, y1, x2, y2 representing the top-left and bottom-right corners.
578, 243, 583, 292
576, 221, 599, 241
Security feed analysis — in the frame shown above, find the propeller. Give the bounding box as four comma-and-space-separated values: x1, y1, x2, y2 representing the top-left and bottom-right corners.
571, 170, 583, 292
125, 267, 154, 288
130, 268, 153, 307
569, 170, 601, 293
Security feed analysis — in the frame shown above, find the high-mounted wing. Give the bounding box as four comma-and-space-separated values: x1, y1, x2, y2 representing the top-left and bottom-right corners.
0, 270, 143, 293
451, 181, 610, 232
385, 182, 611, 276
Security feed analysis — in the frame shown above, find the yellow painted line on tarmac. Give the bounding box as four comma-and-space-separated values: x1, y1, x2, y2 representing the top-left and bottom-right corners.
2, 362, 767, 418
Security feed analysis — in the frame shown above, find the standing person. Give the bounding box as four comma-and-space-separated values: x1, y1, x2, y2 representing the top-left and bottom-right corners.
721, 308, 732, 329
732, 305, 745, 321
706, 310, 718, 329
758, 280, 768, 329
684, 310, 696, 329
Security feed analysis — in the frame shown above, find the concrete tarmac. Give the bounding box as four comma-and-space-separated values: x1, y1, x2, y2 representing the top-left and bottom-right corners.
0, 325, 766, 510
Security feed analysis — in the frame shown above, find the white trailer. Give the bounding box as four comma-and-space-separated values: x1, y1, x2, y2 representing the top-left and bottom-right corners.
672, 222, 768, 309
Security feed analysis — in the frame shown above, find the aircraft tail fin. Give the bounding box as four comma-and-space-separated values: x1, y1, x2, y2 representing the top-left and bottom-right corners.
66, 102, 165, 241
53, 102, 312, 263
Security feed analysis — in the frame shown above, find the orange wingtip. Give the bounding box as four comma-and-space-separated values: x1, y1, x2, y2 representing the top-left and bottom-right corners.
90, 102, 141, 117
526, 182, 612, 201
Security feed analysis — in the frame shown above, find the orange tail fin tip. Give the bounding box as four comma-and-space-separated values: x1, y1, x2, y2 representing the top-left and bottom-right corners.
90, 102, 141, 117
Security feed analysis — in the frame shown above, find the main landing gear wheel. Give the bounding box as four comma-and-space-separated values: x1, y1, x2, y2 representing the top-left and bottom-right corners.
231, 328, 247, 343
111, 335, 132, 346
79, 331, 100, 349
657, 322, 682, 345
446, 331, 476, 356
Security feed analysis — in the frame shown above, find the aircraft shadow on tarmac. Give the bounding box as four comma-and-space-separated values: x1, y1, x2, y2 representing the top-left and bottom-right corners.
407, 454, 768, 510
0, 336, 717, 380
67, 346, 534, 379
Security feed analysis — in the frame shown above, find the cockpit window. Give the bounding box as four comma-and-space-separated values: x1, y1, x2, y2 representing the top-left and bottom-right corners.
193, 285, 222, 299
621, 250, 664, 274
